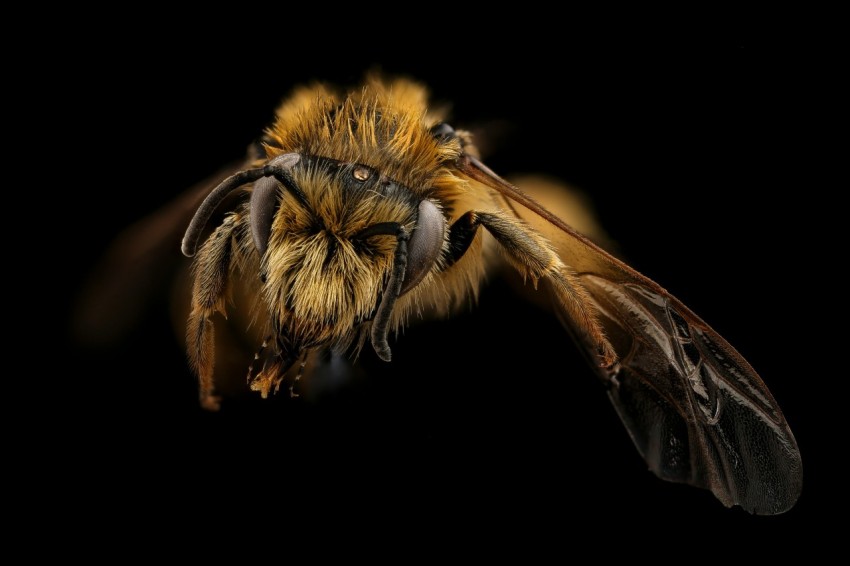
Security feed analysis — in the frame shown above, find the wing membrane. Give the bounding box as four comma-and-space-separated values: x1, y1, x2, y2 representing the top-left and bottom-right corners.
459, 156, 802, 514
582, 274, 801, 513
73, 158, 252, 347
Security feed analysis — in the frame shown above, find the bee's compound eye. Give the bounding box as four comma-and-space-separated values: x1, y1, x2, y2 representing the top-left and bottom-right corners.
400, 199, 446, 296
430, 122, 456, 140
353, 166, 371, 181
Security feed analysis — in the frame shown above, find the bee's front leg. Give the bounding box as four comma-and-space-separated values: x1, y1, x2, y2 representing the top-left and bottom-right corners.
187, 214, 240, 411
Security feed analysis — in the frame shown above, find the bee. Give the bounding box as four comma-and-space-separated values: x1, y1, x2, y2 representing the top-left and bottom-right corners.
98, 77, 801, 514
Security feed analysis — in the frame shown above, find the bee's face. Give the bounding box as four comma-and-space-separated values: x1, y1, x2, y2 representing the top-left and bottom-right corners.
260, 157, 419, 354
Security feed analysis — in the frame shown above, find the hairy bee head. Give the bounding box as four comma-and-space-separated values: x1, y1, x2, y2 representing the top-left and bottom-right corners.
259, 155, 428, 352
183, 78, 468, 381
262, 77, 464, 188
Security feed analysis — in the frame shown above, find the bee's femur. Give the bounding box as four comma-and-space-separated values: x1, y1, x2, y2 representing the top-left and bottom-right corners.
181, 153, 301, 257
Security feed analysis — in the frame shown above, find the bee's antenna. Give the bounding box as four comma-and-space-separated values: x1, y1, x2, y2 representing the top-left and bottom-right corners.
181, 153, 301, 257
181, 168, 268, 257
357, 223, 410, 362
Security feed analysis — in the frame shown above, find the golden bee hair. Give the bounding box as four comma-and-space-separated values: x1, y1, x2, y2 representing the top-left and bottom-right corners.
176, 75, 802, 515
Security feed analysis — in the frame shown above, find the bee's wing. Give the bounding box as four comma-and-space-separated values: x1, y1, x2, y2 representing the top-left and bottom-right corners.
460, 156, 802, 514
73, 158, 253, 348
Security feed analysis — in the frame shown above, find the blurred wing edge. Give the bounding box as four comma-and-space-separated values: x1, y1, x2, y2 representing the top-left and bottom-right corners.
72, 159, 250, 348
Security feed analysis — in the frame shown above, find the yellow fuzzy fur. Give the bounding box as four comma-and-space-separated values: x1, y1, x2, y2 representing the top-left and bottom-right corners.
202, 77, 498, 397
186, 76, 617, 406
263, 77, 464, 192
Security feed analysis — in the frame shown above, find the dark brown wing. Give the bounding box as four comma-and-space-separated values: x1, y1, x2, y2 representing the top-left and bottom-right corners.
73, 158, 253, 348
459, 156, 802, 514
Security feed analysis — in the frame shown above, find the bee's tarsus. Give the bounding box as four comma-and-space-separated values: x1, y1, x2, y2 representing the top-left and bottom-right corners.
290, 358, 307, 398
200, 393, 221, 412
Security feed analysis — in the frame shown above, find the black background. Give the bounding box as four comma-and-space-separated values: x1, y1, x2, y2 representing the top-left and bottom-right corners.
57, 22, 830, 552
